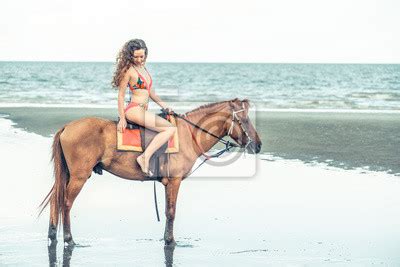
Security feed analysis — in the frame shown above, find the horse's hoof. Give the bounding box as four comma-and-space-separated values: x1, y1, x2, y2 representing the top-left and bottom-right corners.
48, 238, 58, 247
164, 239, 176, 247
64, 239, 76, 248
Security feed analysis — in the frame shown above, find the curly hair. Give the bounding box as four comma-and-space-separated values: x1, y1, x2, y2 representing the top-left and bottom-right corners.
111, 39, 148, 88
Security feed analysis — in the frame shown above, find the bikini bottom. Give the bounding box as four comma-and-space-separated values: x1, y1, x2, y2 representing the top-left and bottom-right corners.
124, 101, 148, 113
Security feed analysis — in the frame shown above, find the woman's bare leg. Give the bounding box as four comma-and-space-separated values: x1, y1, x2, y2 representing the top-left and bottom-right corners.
125, 107, 176, 174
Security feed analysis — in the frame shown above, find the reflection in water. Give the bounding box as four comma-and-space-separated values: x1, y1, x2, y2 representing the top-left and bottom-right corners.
63, 245, 74, 266
164, 244, 175, 267
47, 241, 177, 266
47, 241, 57, 266
48, 241, 74, 267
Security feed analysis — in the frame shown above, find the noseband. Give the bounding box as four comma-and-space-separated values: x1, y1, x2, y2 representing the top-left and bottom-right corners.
227, 102, 254, 152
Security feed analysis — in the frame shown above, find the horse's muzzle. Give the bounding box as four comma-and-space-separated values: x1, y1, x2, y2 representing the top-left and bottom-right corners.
246, 142, 262, 154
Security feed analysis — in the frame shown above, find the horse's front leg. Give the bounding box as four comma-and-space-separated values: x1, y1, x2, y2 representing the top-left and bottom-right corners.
163, 177, 181, 246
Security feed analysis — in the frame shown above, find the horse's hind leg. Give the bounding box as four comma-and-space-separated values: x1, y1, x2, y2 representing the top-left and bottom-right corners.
63, 174, 89, 246
48, 196, 59, 245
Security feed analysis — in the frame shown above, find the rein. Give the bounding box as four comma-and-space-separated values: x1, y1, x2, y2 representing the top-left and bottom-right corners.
164, 104, 252, 176
175, 113, 237, 176
170, 111, 237, 147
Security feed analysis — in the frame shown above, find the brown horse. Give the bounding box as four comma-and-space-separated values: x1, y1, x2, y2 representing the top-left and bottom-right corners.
40, 98, 262, 247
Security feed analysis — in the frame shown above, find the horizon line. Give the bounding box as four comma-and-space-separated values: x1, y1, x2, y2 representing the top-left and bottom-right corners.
0, 60, 399, 65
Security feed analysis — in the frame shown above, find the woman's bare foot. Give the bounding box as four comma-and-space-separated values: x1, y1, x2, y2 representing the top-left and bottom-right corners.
136, 154, 149, 175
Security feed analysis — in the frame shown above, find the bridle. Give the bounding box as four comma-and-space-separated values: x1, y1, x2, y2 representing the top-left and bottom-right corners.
165, 102, 255, 174
227, 102, 254, 153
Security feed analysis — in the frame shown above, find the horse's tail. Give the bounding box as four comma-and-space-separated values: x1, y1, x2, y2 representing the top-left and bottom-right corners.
38, 127, 69, 224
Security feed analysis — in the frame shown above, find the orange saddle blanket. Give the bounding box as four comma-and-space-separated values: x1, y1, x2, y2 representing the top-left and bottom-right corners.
117, 115, 179, 153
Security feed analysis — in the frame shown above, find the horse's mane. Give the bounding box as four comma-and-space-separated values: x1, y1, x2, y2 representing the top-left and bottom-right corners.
186, 98, 249, 117
186, 101, 227, 115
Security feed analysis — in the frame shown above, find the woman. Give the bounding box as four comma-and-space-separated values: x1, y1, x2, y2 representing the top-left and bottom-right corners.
112, 39, 176, 176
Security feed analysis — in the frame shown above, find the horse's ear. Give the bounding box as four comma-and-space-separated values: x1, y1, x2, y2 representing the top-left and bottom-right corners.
229, 98, 239, 105
229, 98, 238, 107
241, 98, 250, 109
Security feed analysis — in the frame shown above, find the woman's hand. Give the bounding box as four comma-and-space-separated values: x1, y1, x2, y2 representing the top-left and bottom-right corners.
117, 117, 127, 133
163, 107, 174, 115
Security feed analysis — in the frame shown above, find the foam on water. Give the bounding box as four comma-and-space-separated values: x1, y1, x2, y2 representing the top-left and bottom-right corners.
1, 102, 400, 114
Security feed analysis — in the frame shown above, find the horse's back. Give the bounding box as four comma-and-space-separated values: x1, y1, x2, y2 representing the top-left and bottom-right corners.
60, 117, 115, 155
61, 117, 115, 139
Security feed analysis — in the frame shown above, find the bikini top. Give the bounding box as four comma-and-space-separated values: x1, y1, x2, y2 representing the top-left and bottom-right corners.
128, 67, 152, 93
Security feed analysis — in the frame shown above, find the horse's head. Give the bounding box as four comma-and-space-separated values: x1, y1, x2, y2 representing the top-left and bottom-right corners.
224, 98, 262, 154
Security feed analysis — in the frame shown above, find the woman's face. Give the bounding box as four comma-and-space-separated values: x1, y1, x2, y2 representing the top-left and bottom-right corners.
132, 49, 146, 66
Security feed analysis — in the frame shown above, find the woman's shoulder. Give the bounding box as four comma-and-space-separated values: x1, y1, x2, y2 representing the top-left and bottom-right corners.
125, 66, 137, 75
124, 66, 138, 80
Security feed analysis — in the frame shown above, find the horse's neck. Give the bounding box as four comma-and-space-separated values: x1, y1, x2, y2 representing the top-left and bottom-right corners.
184, 110, 228, 155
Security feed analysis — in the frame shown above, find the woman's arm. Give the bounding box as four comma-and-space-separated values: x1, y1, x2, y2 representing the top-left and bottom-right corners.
149, 88, 169, 110
117, 73, 130, 119
116, 69, 133, 132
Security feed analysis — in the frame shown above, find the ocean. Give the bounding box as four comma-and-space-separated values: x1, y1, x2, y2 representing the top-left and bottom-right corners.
1, 62, 400, 110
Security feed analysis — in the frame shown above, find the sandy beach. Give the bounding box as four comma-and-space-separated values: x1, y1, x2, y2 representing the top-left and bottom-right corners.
1, 114, 400, 266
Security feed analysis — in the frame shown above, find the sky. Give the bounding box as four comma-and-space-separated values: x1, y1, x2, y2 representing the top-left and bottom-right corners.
0, 0, 399, 63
